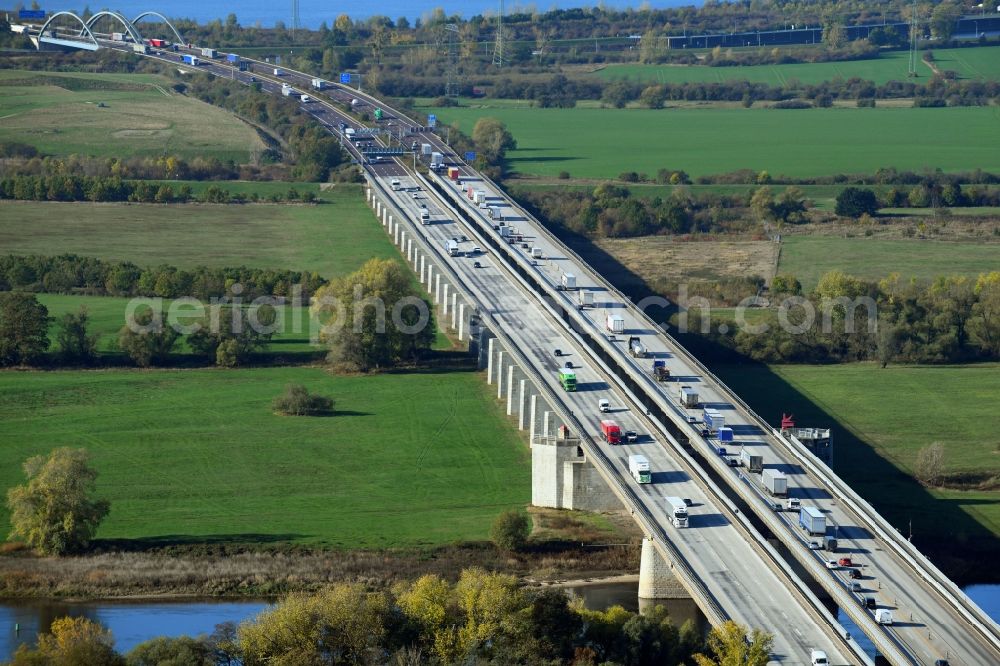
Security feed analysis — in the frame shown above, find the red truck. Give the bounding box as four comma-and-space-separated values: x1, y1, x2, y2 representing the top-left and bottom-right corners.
148, 38, 167, 48
600, 420, 622, 445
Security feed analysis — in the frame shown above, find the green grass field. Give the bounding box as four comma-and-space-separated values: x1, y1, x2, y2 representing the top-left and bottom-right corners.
778, 235, 1000, 289
592, 45, 1000, 86
0, 69, 262, 161
0, 367, 529, 548
0, 192, 392, 279
715, 362, 1000, 544
428, 106, 1000, 179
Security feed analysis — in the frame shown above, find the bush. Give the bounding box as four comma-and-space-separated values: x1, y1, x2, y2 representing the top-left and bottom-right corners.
835, 187, 879, 218
491, 510, 530, 551
771, 99, 813, 109
273, 384, 335, 416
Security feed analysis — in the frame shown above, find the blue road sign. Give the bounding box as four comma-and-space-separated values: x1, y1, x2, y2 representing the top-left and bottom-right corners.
427, 114, 437, 128
464, 151, 476, 161
19, 9, 46, 19
340, 72, 351, 84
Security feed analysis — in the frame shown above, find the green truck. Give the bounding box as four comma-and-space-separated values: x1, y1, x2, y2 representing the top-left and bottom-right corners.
558, 369, 577, 391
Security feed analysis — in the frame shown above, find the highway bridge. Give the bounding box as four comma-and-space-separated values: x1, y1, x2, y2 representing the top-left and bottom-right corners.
13, 21, 1000, 665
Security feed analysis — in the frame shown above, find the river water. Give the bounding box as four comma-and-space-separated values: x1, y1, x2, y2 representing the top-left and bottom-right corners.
2, 583, 998, 660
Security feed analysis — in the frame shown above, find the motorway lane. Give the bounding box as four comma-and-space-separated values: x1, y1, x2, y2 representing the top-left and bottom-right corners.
381, 173, 848, 665
431, 170, 999, 665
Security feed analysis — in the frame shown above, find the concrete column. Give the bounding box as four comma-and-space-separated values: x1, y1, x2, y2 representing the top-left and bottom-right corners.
638, 538, 686, 600
458, 303, 466, 341
382, 208, 387, 225
450, 293, 458, 327
420, 256, 426, 285
386, 213, 391, 229
505, 364, 517, 415
394, 222, 400, 246
406, 238, 413, 262
486, 338, 497, 383
442, 283, 450, 315
542, 410, 553, 438
529, 394, 539, 441
376, 201, 382, 218
435, 274, 442, 306
518, 379, 530, 430
496, 351, 506, 399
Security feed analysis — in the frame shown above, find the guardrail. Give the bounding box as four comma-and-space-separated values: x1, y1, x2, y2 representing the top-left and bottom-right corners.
422, 170, 876, 665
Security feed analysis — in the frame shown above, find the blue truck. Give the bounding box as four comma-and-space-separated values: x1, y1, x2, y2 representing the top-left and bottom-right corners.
226, 53, 240, 64
181, 54, 199, 66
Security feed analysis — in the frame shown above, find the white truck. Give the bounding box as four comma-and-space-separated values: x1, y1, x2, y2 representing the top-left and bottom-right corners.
311, 77, 327, 90
740, 448, 763, 473
446, 239, 459, 256
344, 127, 356, 141
430, 152, 444, 169
606, 314, 625, 334
762, 469, 787, 497
200, 47, 217, 58
420, 210, 430, 225
560, 273, 577, 290
273, 67, 283, 76
531, 247, 544, 259
678, 385, 699, 408
666, 496, 689, 528
473, 190, 486, 205
281, 84, 292, 97
799, 506, 826, 536
628, 336, 646, 358
628, 455, 651, 484
578, 291, 594, 308
391, 179, 401, 191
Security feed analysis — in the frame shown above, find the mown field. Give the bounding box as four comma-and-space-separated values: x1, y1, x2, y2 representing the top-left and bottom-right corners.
715, 362, 1000, 547
0, 192, 392, 279
0, 70, 261, 162
592, 45, 1000, 86
428, 106, 1000, 179
0, 368, 530, 548
778, 235, 1000, 289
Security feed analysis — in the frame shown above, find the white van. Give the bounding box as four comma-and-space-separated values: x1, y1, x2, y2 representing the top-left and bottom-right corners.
598, 399, 610, 413
390, 179, 401, 191
875, 608, 893, 625
810, 650, 829, 666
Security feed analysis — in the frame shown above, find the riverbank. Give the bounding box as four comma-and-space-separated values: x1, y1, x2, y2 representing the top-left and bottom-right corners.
0, 509, 644, 600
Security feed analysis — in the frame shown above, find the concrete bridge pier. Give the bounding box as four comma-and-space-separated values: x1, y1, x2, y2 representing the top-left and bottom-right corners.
638, 537, 687, 600
479, 331, 496, 371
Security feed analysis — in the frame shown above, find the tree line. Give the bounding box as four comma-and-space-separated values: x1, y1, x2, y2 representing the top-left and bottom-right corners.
695, 270, 1000, 365
0, 254, 327, 301
5, 572, 775, 666
0, 174, 323, 204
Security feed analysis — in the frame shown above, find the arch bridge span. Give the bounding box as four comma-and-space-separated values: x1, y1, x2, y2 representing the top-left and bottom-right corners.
32, 9, 184, 50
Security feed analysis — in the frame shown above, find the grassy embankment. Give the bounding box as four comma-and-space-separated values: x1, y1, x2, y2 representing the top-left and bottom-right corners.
0, 69, 262, 161
715, 362, 1000, 579
427, 106, 1000, 180
591, 45, 1000, 86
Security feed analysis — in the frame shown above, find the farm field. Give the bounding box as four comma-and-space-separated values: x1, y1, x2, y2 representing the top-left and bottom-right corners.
427, 106, 1000, 179
592, 45, 1000, 86
715, 362, 1000, 546
777, 235, 1000, 289
0, 192, 393, 279
0, 70, 261, 162
0, 367, 529, 548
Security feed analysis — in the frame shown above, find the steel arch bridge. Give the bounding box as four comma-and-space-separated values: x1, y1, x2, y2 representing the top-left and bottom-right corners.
34, 9, 185, 51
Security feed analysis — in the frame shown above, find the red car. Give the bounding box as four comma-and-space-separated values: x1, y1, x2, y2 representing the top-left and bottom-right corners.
838, 557, 854, 567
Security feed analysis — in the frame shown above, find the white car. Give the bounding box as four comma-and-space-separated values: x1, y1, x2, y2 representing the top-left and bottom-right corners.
825, 560, 839, 570
808, 541, 822, 550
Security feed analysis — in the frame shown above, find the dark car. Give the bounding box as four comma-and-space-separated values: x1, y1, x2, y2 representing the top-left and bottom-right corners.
864, 597, 877, 609
624, 430, 638, 443
564, 361, 573, 369
849, 569, 862, 579
554, 349, 562, 357
473, 261, 481, 268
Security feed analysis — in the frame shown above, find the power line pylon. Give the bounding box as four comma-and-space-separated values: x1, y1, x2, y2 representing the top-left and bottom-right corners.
492, 0, 504, 67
